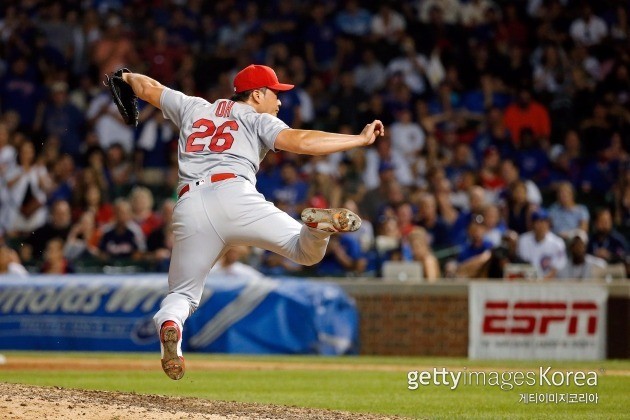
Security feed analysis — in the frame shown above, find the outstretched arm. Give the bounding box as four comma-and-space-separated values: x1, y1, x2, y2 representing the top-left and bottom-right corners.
122, 72, 165, 109
274, 120, 385, 156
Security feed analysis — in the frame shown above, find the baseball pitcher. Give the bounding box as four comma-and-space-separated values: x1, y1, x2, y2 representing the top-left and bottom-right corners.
112, 64, 384, 379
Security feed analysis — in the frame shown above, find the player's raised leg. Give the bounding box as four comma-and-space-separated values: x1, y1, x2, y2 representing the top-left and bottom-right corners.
217, 181, 360, 265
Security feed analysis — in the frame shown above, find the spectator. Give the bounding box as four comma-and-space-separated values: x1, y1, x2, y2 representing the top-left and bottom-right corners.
416, 192, 453, 249
416, 3, 462, 55
609, 4, 629, 43
86, 87, 135, 154
209, 246, 263, 278
40, 237, 74, 274
304, 2, 338, 73
259, 249, 304, 277
217, 11, 249, 53
263, 0, 299, 49
389, 109, 425, 167
27, 198, 72, 260
569, 4, 608, 47
0, 244, 28, 276
342, 197, 375, 261
75, 184, 114, 228
275, 67, 303, 128
579, 102, 613, 157
418, 1, 461, 25
36, 82, 85, 160
503, 180, 536, 234
454, 214, 494, 278
394, 201, 416, 238
548, 182, 589, 238
463, 73, 511, 114
374, 213, 403, 262
386, 37, 444, 96
5, 141, 51, 235
460, 0, 495, 28
353, 49, 386, 94
548, 129, 583, 188
98, 198, 146, 262
371, 3, 407, 48
0, 56, 44, 131
91, 15, 137, 76
335, 0, 372, 37
47, 154, 76, 204
502, 3, 528, 48
483, 204, 506, 247
517, 209, 567, 279
500, 159, 542, 206
330, 71, 367, 131
105, 143, 133, 195
516, 127, 550, 185
37, 2, 73, 60
363, 134, 413, 189
503, 87, 551, 145
502, 45, 532, 91
613, 165, 630, 230
316, 234, 366, 277
445, 143, 475, 188
270, 162, 309, 219
588, 208, 629, 264
485, 230, 526, 279
478, 146, 504, 195
532, 44, 570, 95
434, 177, 465, 243
0, 122, 17, 235
64, 210, 101, 262
558, 229, 607, 280
135, 109, 175, 186
129, 186, 162, 238
406, 227, 440, 281
472, 106, 515, 163
70, 9, 101, 75
580, 154, 617, 196
145, 199, 175, 272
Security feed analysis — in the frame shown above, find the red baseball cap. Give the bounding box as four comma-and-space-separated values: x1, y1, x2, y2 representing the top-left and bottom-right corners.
233, 65, 294, 93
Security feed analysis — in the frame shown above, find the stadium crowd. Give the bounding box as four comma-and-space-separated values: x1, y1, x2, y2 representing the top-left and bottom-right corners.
0, 0, 629, 280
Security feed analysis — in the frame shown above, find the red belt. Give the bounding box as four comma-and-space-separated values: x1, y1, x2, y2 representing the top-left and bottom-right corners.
178, 173, 237, 198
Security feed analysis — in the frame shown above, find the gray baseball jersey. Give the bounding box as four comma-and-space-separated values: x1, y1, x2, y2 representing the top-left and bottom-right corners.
153, 87, 331, 349
160, 88, 289, 187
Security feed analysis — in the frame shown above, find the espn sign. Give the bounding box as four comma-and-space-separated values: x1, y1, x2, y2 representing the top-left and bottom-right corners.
482, 301, 598, 335
469, 283, 607, 360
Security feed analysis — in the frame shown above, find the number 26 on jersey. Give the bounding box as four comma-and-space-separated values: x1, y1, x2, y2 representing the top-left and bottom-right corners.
185, 118, 239, 153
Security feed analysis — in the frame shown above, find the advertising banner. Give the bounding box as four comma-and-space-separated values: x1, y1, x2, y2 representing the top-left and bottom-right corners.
0, 275, 358, 355
469, 282, 607, 360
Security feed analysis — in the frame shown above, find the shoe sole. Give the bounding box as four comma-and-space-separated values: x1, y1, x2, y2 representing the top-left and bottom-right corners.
301, 208, 361, 232
161, 326, 185, 380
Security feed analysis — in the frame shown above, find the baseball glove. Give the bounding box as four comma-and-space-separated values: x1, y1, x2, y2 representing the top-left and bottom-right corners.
104, 68, 139, 127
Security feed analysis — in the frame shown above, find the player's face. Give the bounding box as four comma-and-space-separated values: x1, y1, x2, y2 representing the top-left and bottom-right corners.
262, 88, 281, 116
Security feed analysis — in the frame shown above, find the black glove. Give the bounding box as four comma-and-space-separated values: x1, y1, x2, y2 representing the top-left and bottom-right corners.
104, 68, 139, 127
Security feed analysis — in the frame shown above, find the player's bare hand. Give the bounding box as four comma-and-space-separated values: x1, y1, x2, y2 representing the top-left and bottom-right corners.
360, 120, 385, 145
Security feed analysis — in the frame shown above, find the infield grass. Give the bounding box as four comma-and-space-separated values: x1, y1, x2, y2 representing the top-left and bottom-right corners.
0, 352, 628, 419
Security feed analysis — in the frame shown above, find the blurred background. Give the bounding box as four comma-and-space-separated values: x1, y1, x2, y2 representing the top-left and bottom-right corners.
0, 0, 629, 282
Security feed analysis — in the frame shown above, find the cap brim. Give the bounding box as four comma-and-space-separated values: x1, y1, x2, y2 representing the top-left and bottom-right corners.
268, 83, 294, 91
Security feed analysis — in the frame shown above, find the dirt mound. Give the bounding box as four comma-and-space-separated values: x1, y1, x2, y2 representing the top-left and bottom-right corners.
0, 382, 399, 420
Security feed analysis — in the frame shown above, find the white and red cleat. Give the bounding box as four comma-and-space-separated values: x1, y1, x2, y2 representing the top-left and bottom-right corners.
301, 208, 362, 233
160, 321, 185, 380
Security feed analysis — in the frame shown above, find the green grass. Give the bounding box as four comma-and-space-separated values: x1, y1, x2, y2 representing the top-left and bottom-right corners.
1, 352, 629, 419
